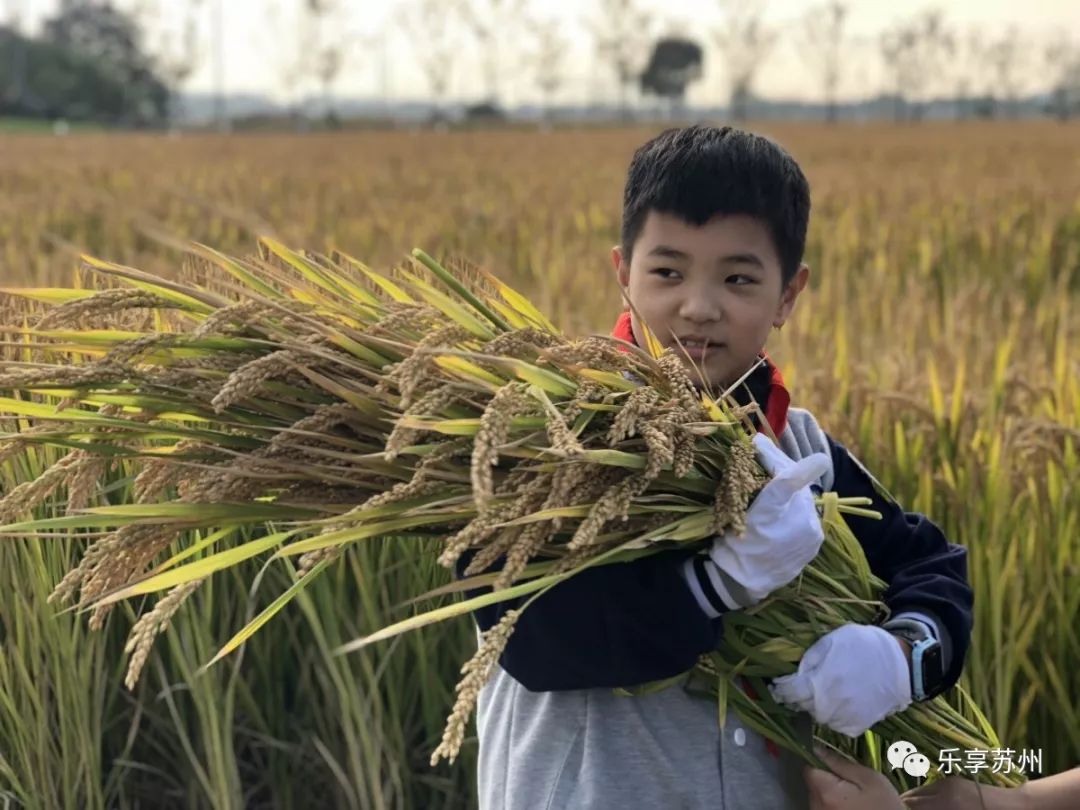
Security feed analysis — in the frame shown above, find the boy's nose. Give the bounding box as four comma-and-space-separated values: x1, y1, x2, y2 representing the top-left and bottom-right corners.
677, 297, 724, 324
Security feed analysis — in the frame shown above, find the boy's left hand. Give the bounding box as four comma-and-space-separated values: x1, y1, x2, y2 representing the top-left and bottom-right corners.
769, 623, 911, 736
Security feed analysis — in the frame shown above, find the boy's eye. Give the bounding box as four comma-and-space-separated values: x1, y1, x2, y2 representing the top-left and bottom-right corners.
650, 269, 756, 284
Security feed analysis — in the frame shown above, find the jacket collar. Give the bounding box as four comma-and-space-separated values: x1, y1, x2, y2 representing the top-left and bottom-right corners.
610, 310, 790, 436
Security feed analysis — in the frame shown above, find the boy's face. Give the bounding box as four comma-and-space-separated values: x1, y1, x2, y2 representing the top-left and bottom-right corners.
613, 210, 810, 391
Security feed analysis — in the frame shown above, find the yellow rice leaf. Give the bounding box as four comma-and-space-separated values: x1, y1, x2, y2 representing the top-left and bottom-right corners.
318, 269, 384, 310
576, 368, 637, 391
611, 672, 687, 697
259, 237, 381, 307
954, 686, 1004, 748
498, 502, 697, 526
273, 514, 453, 557
203, 557, 333, 669
411, 249, 512, 332
0, 288, 96, 304
754, 637, 805, 663
289, 366, 386, 416
717, 673, 729, 730
78, 254, 222, 313
638, 317, 665, 359
400, 268, 497, 338
91, 531, 297, 606
481, 271, 559, 333
393, 416, 481, 435
485, 298, 532, 329
0, 395, 146, 425
575, 401, 621, 412
20, 328, 256, 353
700, 392, 726, 421
393, 414, 547, 435
499, 358, 576, 396
0, 514, 157, 533
149, 526, 239, 575
191, 243, 281, 299
337, 251, 415, 303
335, 567, 572, 654
434, 355, 505, 388
288, 288, 321, 305
21, 388, 206, 419
85, 502, 311, 520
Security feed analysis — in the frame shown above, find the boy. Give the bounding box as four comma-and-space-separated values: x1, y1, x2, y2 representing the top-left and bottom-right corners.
456, 125, 973, 809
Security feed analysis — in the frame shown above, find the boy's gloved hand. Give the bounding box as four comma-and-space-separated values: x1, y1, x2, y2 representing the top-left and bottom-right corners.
701, 433, 831, 610
770, 623, 912, 737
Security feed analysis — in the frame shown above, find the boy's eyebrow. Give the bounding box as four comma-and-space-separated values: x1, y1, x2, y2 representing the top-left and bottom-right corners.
719, 252, 765, 269
646, 246, 767, 269
646, 245, 691, 260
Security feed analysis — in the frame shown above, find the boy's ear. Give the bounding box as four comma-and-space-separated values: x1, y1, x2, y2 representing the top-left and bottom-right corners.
774, 263, 811, 328
612, 245, 630, 290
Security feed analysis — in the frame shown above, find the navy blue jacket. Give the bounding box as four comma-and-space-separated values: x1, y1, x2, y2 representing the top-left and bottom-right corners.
455, 360, 973, 697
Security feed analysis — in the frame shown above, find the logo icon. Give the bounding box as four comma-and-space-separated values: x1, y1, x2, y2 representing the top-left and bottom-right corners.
887, 740, 930, 778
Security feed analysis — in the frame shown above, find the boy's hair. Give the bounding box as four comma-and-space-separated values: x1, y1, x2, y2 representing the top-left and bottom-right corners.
621, 124, 811, 286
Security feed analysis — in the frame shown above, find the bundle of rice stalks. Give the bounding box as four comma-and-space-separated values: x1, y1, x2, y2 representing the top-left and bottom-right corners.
0, 239, 1021, 791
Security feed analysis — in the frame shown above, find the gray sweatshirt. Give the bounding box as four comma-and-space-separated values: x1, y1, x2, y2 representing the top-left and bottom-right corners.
469, 406, 962, 809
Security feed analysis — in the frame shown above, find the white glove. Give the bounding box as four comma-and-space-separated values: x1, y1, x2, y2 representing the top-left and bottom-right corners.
699, 433, 831, 610
770, 623, 912, 737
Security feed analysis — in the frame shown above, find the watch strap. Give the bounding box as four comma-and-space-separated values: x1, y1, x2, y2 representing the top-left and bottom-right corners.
884, 617, 942, 701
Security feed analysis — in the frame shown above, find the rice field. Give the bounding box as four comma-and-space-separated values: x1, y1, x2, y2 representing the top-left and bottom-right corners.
1, 122, 1078, 808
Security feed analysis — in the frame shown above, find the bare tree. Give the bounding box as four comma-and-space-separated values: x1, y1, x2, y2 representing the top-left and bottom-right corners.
1059, 59, 1080, 121
136, 0, 204, 127
252, 0, 354, 126
528, 16, 569, 124
453, 0, 527, 108
304, 0, 356, 122
713, 0, 777, 122
586, 0, 653, 120
946, 27, 989, 119
1043, 32, 1080, 121
258, 1, 308, 121
398, 0, 462, 122
796, 1, 847, 123
878, 10, 953, 122
983, 26, 1026, 119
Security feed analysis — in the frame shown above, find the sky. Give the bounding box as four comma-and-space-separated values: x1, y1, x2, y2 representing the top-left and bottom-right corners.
7, 0, 1080, 107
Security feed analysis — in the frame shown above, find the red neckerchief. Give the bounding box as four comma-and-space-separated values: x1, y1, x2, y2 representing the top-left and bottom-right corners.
610, 310, 791, 436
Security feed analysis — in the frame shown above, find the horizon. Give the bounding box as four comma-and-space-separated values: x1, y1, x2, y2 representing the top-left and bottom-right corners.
7, 0, 1079, 109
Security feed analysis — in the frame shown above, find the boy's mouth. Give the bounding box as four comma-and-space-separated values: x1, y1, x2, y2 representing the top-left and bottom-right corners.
674, 341, 724, 360
673, 334, 723, 349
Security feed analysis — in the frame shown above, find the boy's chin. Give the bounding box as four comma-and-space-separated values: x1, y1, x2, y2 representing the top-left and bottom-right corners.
680, 361, 730, 393
676, 352, 762, 394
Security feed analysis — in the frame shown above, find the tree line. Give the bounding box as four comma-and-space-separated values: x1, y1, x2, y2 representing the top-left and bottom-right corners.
1, 0, 1078, 127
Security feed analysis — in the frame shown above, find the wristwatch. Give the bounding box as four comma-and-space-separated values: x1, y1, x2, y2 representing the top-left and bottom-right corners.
887, 618, 944, 701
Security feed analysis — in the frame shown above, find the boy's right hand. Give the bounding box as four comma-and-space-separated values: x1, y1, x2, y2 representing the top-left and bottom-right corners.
700, 433, 830, 610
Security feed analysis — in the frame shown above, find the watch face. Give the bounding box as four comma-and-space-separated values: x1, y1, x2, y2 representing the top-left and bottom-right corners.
921, 643, 945, 695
